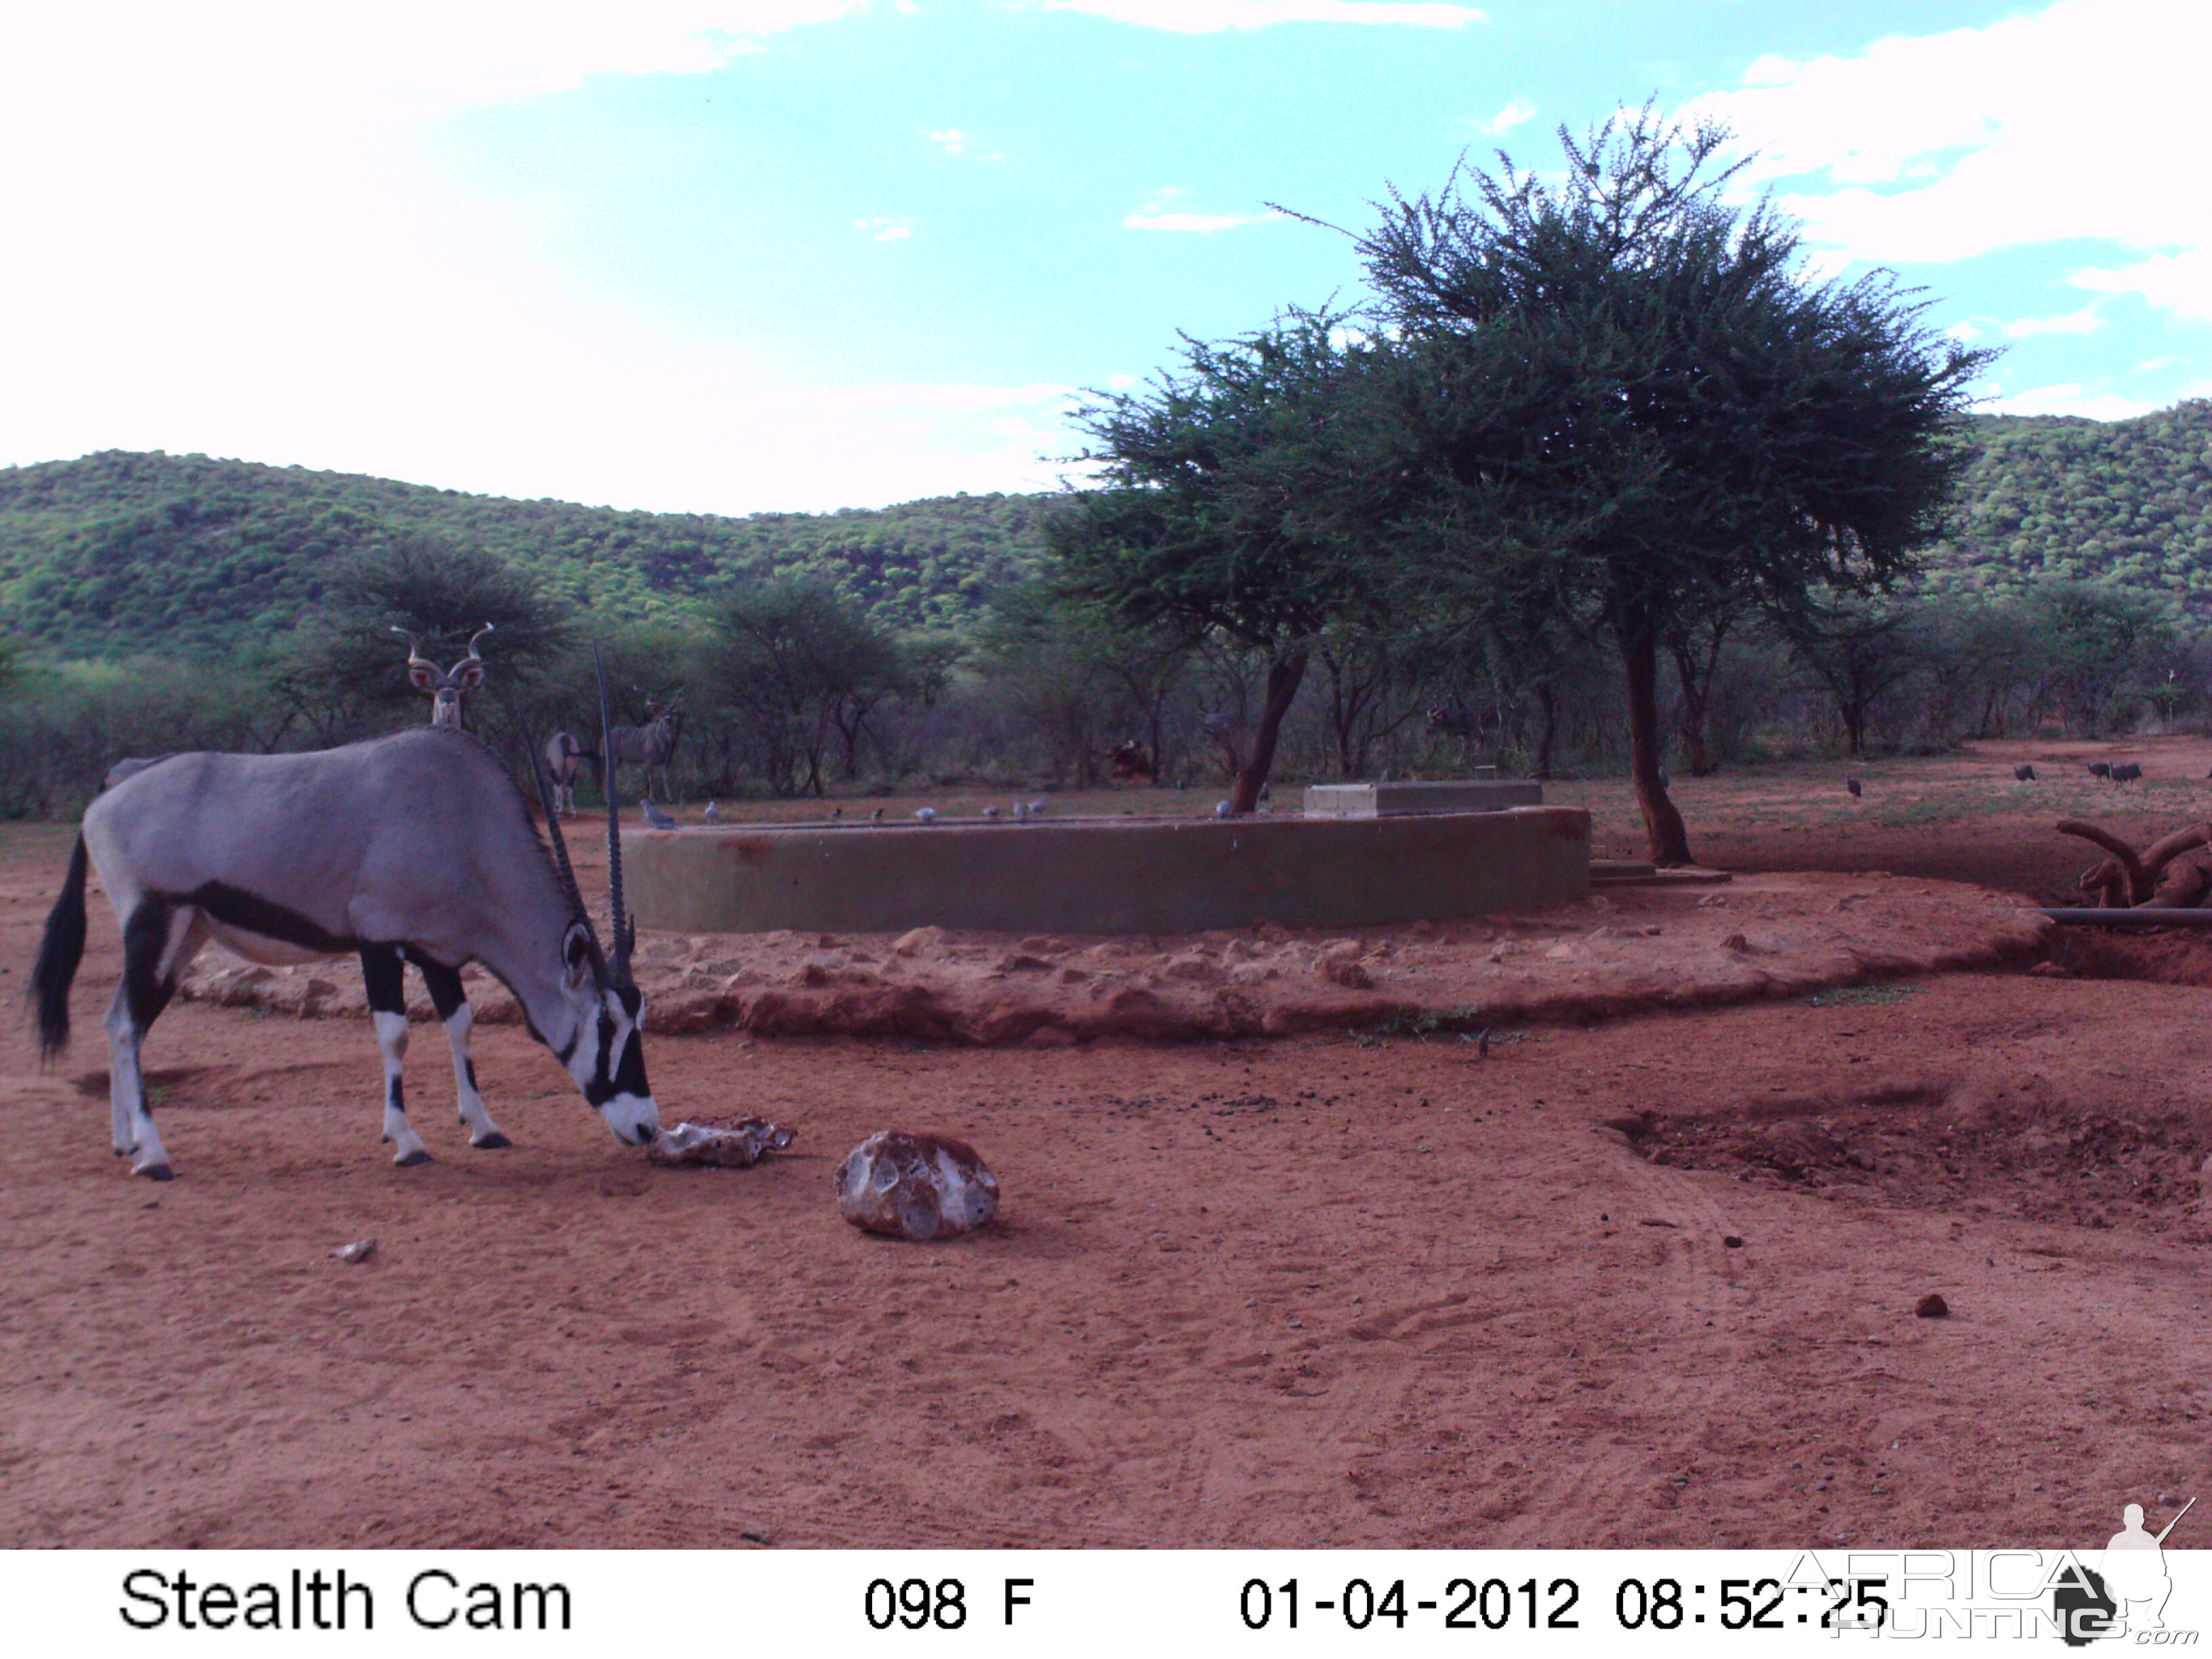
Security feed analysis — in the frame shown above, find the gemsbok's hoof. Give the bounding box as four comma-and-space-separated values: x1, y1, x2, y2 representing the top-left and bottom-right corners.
470, 1132, 512, 1150
134, 1161, 174, 1181
392, 1147, 434, 1167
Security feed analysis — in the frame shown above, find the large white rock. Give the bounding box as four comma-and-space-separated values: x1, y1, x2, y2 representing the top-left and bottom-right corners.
835, 1131, 1000, 1241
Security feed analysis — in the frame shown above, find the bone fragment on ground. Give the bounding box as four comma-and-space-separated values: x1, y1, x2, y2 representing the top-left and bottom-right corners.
647, 1118, 796, 1167
835, 1131, 999, 1240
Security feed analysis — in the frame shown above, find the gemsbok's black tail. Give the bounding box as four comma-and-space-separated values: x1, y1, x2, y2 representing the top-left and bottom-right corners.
31, 834, 89, 1061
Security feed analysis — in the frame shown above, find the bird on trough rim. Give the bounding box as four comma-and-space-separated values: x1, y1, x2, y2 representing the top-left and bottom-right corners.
1845, 777, 1862, 798
642, 800, 679, 830
1214, 799, 1232, 818
1027, 798, 1048, 818
830, 806, 842, 820
914, 806, 937, 823
981, 804, 1000, 820
2013, 763, 2036, 782
703, 800, 721, 823
869, 807, 884, 822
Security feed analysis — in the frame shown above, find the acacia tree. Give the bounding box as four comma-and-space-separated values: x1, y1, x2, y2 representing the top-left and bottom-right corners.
974, 584, 1193, 787
1786, 594, 1933, 756
709, 575, 907, 796
1348, 104, 1990, 862
290, 535, 577, 729
1051, 311, 1380, 814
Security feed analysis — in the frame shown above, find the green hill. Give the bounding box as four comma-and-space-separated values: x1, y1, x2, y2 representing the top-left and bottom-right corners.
6, 398, 2210, 660
0, 450, 1057, 658
1922, 398, 2212, 605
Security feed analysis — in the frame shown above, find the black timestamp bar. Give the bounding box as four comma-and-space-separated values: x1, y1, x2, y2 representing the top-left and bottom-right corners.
1240, 1575, 1582, 1632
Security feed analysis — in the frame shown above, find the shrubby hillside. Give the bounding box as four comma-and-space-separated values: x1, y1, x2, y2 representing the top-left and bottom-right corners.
4, 398, 2209, 661
0, 450, 1055, 658
1922, 399, 2212, 603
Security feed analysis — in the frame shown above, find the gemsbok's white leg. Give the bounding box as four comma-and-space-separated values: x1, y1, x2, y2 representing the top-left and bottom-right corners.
371, 1009, 431, 1165
106, 903, 204, 1180
411, 954, 509, 1150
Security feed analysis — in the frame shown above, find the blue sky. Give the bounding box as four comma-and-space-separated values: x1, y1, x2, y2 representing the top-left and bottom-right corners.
3, 0, 2205, 514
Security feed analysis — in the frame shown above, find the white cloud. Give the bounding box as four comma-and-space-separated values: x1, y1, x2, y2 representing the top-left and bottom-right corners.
1036, 0, 1483, 33
857, 217, 916, 241
1684, 0, 2211, 273
2001, 306, 2105, 340
1470, 98, 1536, 138
2073, 247, 2212, 323
1982, 384, 2163, 422
830, 382, 1076, 413
1124, 188, 1280, 232
928, 128, 968, 153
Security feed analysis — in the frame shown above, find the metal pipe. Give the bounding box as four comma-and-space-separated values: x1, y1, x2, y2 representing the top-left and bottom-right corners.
2037, 907, 2212, 927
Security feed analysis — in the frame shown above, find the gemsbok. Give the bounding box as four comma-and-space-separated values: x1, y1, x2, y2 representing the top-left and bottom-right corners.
30, 722, 659, 1179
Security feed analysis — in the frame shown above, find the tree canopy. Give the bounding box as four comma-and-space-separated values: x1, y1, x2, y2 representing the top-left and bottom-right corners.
1343, 104, 1991, 861
1050, 310, 1389, 811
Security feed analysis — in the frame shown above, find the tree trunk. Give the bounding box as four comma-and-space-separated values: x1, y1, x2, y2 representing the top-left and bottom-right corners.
1532, 681, 1557, 781
1616, 601, 1693, 865
1230, 650, 1309, 814
1669, 638, 1713, 776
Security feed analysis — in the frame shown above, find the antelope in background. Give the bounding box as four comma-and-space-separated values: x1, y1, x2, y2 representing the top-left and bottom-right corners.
394, 622, 494, 729
542, 730, 594, 817
31, 699, 661, 1179
608, 698, 683, 803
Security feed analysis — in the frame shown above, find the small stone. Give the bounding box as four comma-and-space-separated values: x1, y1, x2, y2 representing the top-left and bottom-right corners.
332, 1239, 377, 1265
1723, 1235, 1744, 1249
1316, 942, 1372, 989
1721, 933, 1751, 954
892, 926, 947, 957
836, 1131, 1000, 1241
1155, 953, 1218, 983
1915, 1293, 1949, 1319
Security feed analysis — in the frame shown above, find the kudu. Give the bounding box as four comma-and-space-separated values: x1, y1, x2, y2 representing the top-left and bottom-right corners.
30, 695, 659, 1179
394, 623, 494, 729
607, 699, 683, 804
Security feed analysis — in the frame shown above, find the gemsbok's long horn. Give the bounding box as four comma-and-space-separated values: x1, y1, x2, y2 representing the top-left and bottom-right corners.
594, 644, 633, 988
505, 693, 609, 990
462, 621, 495, 665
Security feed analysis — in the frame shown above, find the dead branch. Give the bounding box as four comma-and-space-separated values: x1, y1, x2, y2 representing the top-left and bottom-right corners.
2058, 819, 2150, 903
2058, 819, 2212, 909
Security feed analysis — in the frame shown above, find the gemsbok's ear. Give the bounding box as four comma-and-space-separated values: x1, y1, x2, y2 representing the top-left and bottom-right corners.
562, 920, 594, 989
408, 664, 442, 693
454, 660, 486, 691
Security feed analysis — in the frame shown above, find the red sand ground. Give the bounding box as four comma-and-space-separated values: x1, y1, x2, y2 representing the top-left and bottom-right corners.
5, 737, 2210, 1549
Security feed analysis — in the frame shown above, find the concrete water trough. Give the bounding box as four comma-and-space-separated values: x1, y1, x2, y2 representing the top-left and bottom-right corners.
625, 804, 1591, 936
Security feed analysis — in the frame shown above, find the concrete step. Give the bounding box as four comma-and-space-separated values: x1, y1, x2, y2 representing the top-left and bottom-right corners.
1591, 861, 1733, 886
